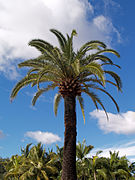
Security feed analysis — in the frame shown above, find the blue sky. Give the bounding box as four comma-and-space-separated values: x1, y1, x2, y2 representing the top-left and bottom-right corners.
0, 0, 135, 161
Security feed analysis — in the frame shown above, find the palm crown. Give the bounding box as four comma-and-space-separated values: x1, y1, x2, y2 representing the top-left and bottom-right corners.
11, 29, 121, 123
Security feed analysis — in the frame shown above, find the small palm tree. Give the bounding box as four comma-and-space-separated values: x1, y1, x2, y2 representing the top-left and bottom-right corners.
109, 151, 131, 180
4, 155, 25, 179
76, 139, 94, 179
10, 29, 121, 179
19, 143, 57, 180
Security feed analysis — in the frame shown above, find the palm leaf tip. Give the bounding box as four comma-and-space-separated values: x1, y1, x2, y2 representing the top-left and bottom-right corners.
54, 93, 62, 116
72, 29, 77, 36
77, 96, 85, 124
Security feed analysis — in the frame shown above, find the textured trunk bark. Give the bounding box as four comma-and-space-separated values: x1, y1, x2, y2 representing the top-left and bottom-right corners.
61, 95, 77, 180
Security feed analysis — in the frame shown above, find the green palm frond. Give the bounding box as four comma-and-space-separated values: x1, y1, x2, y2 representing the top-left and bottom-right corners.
80, 77, 103, 86
18, 56, 49, 68
36, 66, 63, 89
65, 34, 74, 64
10, 74, 38, 101
94, 49, 120, 58
96, 169, 107, 179
54, 93, 62, 116
82, 88, 109, 120
50, 29, 66, 51
29, 41, 63, 69
83, 145, 94, 156
32, 89, 46, 106
31, 74, 60, 87
77, 96, 85, 124
29, 39, 54, 53
82, 83, 100, 90
27, 68, 40, 76
32, 83, 57, 106
78, 41, 107, 53
80, 62, 105, 85
93, 55, 113, 64
71, 59, 80, 75
105, 80, 121, 90
101, 62, 121, 68
41, 170, 49, 180
95, 87, 120, 112
104, 70, 122, 90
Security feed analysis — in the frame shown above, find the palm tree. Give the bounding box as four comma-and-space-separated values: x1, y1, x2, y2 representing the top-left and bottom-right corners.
109, 151, 131, 180
20, 143, 58, 180
4, 155, 25, 179
10, 29, 122, 179
76, 139, 94, 179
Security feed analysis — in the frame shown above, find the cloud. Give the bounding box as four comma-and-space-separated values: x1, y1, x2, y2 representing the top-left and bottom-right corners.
0, 0, 120, 79
0, 130, 5, 139
90, 110, 135, 134
91, 140, 135, 162
25, 131, 61, 144
93, 15, 121, 43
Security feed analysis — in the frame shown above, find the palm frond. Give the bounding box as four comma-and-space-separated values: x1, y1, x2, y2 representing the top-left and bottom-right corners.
18, 55, 49, 68
82, 88, 109, 120
104, 70, 122, 90
29, 39, 54, 53
94, 55, 113, 64
77, 96, 85, 124
78, 41, 107, 53
101, 62, 121, 68
32, 84, 57, 106
50, 29, 66, 52
10, 74, 38, 101
96, 87, 120, 112
54, 93, 62, 116
36, 66, 63, 89
94, 49, 120, 58
80, 62, 105, 85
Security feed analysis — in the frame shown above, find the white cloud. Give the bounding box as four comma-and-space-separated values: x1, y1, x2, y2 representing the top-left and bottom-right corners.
91, 140, 135, 162
90, 110, 135, 134
93, 15, 121, 43
0, 130, 4, 139
0, 0, 120, 79
25, 131, 61, 144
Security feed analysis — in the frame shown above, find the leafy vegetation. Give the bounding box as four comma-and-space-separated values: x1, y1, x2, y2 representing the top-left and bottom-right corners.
1, 141, 135, 180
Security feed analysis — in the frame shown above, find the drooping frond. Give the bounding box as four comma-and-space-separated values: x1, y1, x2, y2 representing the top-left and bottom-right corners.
104, 71, 122, 91
77, 96, 85, 124
36, 65, 63, 89
82, 88, 109, 120
80, 62, 105, 85
32, 83, 57, 105
31, 89, 46, 106
95, 87, 120, 112
101, 62, 121, 69
54, 93, 62, 116
31, 74, 60, 87
10, 74, 38, 101
94, 49, 120, 58
93, 55, 113, 64
78, 41, 107, 53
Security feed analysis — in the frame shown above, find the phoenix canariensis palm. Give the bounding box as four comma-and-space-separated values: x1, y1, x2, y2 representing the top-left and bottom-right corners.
10, 29, 122, 180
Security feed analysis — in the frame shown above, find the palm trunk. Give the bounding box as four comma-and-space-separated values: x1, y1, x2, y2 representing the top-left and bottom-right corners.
61, 95, 77, 180
94, 171, 97, 180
